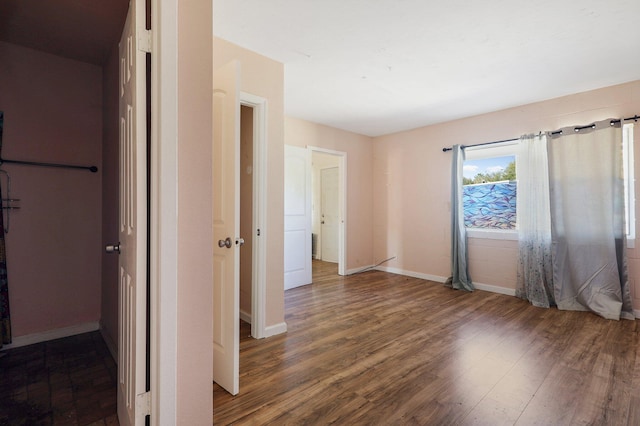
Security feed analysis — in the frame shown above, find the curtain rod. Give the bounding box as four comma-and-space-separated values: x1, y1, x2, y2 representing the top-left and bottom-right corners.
441, 114, 640, 152
0, 158, 98, 173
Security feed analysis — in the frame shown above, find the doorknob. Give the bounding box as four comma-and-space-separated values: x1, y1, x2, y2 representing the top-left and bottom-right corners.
105, 243, 121, 254
218, 237, 232, 248
236, 237, 245, 246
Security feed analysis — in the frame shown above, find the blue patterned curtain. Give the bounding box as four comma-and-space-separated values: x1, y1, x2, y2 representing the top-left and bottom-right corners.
446, 145, 474, 291
516, 134, 554, 307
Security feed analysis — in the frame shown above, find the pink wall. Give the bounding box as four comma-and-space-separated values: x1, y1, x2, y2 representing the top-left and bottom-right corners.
285, 116, 375, 271
176, 1, 214, 421
100, 43, 120, 354
0, 41, 103, 337
373, 80, 640, 310
214, 37, 286, 329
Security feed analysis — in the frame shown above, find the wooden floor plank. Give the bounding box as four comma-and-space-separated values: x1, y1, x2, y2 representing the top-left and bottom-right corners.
213, 260, 640, 425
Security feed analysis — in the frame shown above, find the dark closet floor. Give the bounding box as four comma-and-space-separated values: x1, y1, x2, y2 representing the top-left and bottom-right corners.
0, 331, 118, 425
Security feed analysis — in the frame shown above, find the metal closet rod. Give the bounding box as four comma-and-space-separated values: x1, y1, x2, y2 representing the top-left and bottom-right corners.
442, 114, 640, 152
0, 158, 98, 173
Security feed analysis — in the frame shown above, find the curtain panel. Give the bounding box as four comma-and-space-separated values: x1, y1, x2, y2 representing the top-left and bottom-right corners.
548, 120, 634, 320
516, 134, 554, 308
446, 145, 474, 291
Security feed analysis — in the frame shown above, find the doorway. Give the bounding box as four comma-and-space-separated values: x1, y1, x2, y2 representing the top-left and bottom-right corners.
239, 105, 253, 326
309, 147, 347, 278
239, 93, 267, 340
212, 79, 268, 395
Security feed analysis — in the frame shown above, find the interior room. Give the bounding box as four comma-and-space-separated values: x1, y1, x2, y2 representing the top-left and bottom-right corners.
1, 0, 640, 424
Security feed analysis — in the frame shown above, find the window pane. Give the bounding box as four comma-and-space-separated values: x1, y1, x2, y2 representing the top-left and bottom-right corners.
463, 182, 517, 229
463, 155, 516, 230
463, 156, 515, 184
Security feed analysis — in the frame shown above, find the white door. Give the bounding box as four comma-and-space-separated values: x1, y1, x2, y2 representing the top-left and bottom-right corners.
212, 61, 240, 395
116, 1, 148, 424
284, 145, 312, 289
320, 167, 339, 263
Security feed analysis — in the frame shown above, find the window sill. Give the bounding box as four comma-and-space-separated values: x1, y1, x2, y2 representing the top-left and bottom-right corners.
465, 230, 636, 248
466, 228, 517, 241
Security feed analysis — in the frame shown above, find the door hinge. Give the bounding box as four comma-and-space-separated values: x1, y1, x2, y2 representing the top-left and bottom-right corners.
257, 228, 261, 236
136, 391, 152, 417
138, 29, 152, 53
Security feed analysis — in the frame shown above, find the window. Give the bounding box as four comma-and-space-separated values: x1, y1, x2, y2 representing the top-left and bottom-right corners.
461, 126, 635, 244
462, 142, 518, 236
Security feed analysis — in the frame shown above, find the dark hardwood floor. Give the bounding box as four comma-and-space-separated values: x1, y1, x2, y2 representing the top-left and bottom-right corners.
213, 260, 640, 425
0, 331, 118, 425
3, 261, 638, 425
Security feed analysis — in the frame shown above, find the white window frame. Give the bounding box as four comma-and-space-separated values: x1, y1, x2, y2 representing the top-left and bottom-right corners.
623, 123, 635, 248
463, 140, 519, 240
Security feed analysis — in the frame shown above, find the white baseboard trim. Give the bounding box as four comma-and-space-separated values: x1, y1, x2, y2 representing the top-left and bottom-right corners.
264, 322, 287, 338
99, 321, 118, 361
1, 321, 100, 351
375, 266, 446, 283
240, 309, 252, 324
473, 282, 517, 296
364, 265, 636, 317
374, 266, 517, 297
346, 265, 375, 275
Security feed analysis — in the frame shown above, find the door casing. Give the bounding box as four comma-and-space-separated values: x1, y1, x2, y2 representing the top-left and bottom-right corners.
240, 92, 267, 339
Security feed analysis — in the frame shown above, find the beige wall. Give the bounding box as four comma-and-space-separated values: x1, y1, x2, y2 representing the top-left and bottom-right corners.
373, 80, 640, 310
0, 41, 103, 338
214, 37, 286, 329
176, 1, 214, 421
285, 116, 374, 271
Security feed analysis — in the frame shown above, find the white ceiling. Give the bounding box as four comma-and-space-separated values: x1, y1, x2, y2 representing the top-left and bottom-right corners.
2, 1, 637, 137
214, 0, 640, 136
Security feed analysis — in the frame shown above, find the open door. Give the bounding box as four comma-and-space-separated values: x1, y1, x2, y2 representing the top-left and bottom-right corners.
212, 61, 240, 395
284, 145, 312, 289
115, 0, 149, 424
